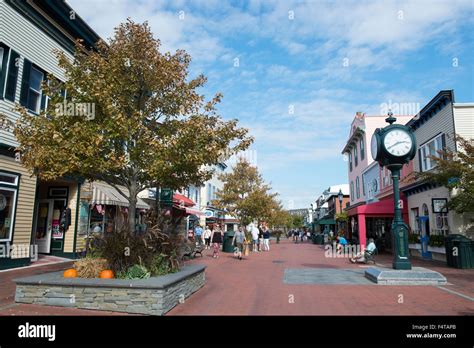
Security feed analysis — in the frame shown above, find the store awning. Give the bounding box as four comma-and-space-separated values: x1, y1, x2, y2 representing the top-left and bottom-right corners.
173, 193, 195, 207
92, 182, 150, 209
185, 207, 205, 216
315, 219, 336, 225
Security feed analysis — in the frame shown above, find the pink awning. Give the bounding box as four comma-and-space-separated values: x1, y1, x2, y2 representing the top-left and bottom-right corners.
185, 207, 205, 216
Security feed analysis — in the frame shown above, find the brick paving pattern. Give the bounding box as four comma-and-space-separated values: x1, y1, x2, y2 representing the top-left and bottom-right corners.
0, 239, 472, 315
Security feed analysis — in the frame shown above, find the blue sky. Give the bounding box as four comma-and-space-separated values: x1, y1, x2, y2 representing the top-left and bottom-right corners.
68, 0, 474, 209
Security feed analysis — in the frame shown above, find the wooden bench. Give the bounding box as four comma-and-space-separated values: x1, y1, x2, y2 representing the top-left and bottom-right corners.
363, 248, 377, 264
182, 243, 204, 260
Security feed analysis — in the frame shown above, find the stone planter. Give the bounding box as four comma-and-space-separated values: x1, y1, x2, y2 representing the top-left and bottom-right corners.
14, 264, 205, 316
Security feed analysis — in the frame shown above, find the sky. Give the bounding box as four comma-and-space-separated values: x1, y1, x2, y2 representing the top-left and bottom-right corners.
68, 0, 474, 209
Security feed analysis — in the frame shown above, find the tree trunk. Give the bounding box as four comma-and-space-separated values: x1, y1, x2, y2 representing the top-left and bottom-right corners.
128, 181, 138, 234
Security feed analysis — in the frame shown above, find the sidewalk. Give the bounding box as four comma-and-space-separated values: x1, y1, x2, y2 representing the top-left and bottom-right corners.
168, 239, 474, 315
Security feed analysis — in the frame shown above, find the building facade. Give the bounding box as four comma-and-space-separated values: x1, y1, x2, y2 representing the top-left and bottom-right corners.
402, 91, 474, 262
342, 112, 413, 249
0, 0, 100, 268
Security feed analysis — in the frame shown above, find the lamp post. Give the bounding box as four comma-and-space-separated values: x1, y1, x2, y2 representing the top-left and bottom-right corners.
338, 189, 343, 235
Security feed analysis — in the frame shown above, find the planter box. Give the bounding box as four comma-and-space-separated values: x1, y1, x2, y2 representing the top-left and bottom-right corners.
408, 243, 421, 250
428, 246, 446, 254
14, 264, 205, 315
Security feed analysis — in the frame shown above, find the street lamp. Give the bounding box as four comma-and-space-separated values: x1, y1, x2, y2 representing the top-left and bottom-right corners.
338, 189, 343, 235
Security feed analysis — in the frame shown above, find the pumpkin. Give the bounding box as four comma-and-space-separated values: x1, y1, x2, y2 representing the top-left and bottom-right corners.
99, 269, 114, 279
63, 268, 77, 278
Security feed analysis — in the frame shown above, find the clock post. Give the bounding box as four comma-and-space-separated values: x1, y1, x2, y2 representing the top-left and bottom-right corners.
388, 163, 411, 269
371, 111, 416, 270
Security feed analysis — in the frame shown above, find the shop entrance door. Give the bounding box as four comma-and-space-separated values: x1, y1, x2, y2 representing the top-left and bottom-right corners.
33, 198, 67, 254
34, 200, 53, 254
419, 216, 432, 259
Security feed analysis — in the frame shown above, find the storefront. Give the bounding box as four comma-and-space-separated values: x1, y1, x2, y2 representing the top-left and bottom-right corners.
76, 181, 150, 250
346, 197, 408, 251
32, 179, 80, 258
0, 152, 37, 269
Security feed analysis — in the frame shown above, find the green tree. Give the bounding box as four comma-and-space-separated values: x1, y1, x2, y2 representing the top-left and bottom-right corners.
416, 135, 473, 214
213, 159, 277, 225
14, 20, 252, 232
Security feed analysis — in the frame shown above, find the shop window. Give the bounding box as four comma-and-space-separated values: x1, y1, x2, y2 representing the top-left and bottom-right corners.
0, 43, 20, 102
419, 134, 445, 172
0, 171, 19, 242
0, 172, 19, 186
360, 137, 365, 160
411, 208, 420, 233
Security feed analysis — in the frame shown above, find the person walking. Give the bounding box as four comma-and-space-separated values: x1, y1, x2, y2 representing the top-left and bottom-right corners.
203, 225, 212, 249
251, 224, 259, 252
194, 224, 203, 246
210, 224, 223, 258
232, 226, 246, 260
258, 225, 264, 251
263, 226, 270, 251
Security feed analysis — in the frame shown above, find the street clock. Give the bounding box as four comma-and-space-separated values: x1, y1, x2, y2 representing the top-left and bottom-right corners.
370, 111, 417, 270
371, 112, 416, 166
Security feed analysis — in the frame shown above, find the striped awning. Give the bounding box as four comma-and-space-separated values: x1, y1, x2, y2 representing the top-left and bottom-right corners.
92, 182, 150, 209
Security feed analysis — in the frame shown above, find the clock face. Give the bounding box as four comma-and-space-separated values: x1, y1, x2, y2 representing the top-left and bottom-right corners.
371, 134, 378, 160
383, 129, 412, 157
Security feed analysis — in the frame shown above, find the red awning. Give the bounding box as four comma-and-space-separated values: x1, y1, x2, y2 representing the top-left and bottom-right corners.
173, 193, 195, 207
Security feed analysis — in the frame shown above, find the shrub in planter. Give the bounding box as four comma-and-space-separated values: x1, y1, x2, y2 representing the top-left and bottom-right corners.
88, 219, 185, 276
125, 264, 150, 279
73, 257, 109, 278
429, 235, 445, 247
408, 233, 420, 244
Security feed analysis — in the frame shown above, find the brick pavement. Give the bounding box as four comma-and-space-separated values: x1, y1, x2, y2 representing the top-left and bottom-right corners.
167, 238, 474, 315
0, 239, 472, 315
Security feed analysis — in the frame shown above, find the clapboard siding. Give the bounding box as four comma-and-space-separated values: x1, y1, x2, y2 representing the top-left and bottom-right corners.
0, 1, 73, 147
453, 104, 474, 141
413, 103, 456, 172
0, 155, 37, 258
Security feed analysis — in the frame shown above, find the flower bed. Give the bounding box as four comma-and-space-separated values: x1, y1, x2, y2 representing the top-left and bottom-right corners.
14, 264, 205, 315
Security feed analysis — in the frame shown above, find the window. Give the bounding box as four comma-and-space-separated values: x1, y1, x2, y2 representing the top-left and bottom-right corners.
349, 152, 353, 172
419, 134, 444, 172
411, 208, 420, 233
354, 145, 358, 167
360, 137, 365, 160
0, 43, 20, 102
0, 171, 19, 242
350, 181, 354, 201
356, 176, 360, 199
362, 175, 365, 196
20, 59, 46, 114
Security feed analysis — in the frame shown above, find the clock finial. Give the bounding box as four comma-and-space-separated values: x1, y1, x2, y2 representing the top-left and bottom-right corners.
385, 109, 397, 125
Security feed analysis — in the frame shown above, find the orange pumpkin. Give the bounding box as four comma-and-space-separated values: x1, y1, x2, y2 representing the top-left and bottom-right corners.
63, 268, 77, 278
99, 269, 114, 279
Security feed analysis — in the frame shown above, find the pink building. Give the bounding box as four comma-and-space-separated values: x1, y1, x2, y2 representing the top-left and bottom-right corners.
341, 112, 413, 249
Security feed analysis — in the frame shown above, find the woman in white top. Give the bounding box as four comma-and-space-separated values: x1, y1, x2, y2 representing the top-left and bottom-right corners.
203, 226, 212, 249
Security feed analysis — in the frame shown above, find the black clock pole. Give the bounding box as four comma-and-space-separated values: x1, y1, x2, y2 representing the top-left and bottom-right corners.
388, 163, 412, 270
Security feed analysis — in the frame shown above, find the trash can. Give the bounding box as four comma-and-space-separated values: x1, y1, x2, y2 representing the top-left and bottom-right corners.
445, 234, 474, 269
222, 231, 235, 253
312, 233, 324, 245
